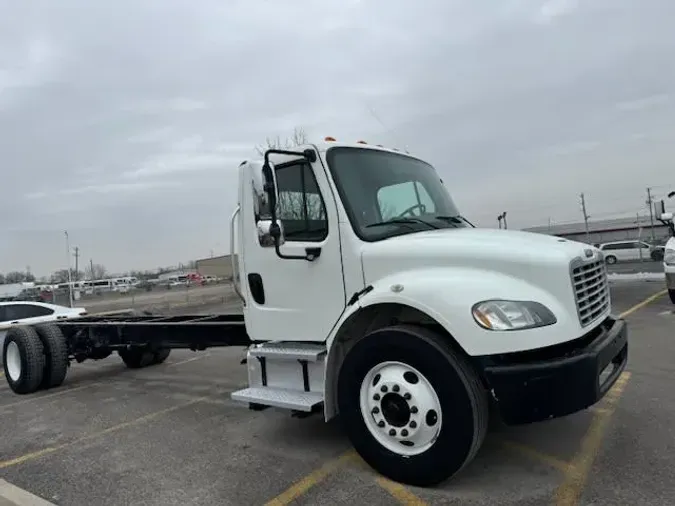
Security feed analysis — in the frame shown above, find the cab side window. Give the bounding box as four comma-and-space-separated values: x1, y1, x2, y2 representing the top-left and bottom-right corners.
275, 161, 328, 242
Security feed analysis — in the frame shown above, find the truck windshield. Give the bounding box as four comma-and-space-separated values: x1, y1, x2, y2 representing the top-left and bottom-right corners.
325, 147, 469, 241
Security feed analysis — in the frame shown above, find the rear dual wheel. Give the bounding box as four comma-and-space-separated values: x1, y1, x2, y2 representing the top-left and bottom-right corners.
337, 325, 488, 487
2, 324, 69, 395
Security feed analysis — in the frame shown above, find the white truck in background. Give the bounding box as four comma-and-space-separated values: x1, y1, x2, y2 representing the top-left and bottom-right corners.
3, 138, 628, 487
655, 199, 675, 303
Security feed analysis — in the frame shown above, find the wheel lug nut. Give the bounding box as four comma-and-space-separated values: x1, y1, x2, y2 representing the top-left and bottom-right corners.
373, 393, 380, 401
389, 429, 396, 436
372, 407, 380, 414
403, 393, 411, 400
392, 384, 400, 392
378, 421, 385, 427
410, 406, 418, 414
409, 421, 417, 428
401, 429, 408, 437
381, 386, 388, 393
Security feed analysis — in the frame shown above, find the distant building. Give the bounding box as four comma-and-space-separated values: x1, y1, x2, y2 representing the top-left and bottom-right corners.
158, 269, 197, 282
195, 255, 236, 279
524, 216, 671, 245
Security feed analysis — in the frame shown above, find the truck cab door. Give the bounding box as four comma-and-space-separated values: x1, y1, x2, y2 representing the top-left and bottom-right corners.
240, 155, 346, 343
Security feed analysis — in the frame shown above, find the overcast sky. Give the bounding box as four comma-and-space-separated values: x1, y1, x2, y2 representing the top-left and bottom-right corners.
2, 0, 675, 276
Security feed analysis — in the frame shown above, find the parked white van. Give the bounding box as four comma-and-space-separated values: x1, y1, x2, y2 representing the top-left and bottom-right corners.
598, 240, 654, 264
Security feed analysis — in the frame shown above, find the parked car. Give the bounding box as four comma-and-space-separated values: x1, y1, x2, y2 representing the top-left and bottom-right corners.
598, 240, 664, 264
1, 301, 87, 370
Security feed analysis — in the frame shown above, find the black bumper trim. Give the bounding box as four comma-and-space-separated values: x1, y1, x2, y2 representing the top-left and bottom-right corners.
480, 316, 628, 425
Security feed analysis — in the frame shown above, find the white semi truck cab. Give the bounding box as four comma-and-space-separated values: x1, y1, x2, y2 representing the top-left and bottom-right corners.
228, 138, 628, 486
1, 138, 628, 487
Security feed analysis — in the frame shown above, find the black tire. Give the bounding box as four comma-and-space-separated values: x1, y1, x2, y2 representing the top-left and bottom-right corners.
652, 249, 664, 261
118, 348, 155, 368
337, 325, 488, 487
2, 326, 46, 394
669, 289, 675, 305
605, 255, 617, 265
33, 324, 69, 389
153, 348, 171, 364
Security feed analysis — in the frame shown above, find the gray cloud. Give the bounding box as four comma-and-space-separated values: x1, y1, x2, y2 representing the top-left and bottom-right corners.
2, 0, 675, 276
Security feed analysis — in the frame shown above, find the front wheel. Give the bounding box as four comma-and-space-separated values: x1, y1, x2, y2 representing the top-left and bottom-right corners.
605, 255, 617, 265
337, 325, 488, 487
669, 289, 675, 304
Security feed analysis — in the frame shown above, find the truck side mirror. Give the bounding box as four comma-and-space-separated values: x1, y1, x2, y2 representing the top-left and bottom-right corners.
656, 200, 666, 217
250, 161, 285, 248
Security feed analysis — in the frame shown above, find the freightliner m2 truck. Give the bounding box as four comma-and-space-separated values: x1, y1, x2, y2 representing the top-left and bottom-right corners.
2, 138, 628, 487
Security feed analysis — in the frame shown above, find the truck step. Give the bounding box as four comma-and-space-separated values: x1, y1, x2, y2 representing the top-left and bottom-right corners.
231, 387, 324, 412
249, 342, 326, 362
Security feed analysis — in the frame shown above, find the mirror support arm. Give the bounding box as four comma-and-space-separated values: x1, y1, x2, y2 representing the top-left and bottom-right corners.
263, 148, 320, 261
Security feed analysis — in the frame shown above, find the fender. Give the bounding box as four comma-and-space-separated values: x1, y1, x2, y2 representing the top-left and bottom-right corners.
322, 266, 577, 420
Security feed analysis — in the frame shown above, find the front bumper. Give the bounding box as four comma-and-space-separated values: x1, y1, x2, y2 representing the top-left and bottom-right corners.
477, 316, 628, 425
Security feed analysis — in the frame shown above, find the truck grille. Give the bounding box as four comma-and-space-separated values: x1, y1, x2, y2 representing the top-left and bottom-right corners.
571, 259, 610, 327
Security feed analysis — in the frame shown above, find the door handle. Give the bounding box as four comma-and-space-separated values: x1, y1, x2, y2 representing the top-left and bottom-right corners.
10, 321, 18, 324
305, 247, 322, 261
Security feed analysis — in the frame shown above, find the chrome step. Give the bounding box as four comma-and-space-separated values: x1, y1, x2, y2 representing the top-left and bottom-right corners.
231, 386, 324, 411
249, 342, 326, 362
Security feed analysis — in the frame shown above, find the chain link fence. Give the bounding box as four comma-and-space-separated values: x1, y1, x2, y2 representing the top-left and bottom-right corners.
46, 281, 238, 314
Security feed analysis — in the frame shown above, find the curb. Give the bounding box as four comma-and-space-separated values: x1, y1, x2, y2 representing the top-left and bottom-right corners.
0, 480, 57, 506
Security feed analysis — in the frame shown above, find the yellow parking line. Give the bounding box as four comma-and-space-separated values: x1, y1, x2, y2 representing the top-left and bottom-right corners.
264, 449, 358, 506
0, 383, 102, 411
619, 289, 667, 318
500, 440, 572, 473
0, 396, 208, 469
553, 371, 631, 506
552, 289, 663, 505
375, 476, 429, 505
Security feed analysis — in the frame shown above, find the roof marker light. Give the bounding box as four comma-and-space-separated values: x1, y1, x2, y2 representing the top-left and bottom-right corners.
325, 136, 336, 141
357, 140, 367, 144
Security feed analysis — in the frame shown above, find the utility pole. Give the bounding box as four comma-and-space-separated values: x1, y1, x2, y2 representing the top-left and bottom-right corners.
646, 187, 656, 243
64, 231, 73, 307
90, 258, 94, 280
580, 193, 590, 243
73, 246, 80, 281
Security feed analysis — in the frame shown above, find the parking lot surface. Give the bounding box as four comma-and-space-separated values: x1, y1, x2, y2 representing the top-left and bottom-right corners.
0, 281, 673, 505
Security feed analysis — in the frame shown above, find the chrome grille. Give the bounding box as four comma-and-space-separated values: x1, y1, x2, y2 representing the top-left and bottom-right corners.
571, 259, 610, 327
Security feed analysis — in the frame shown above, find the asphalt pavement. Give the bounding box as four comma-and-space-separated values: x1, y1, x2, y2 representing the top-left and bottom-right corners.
0, 281, 673, 505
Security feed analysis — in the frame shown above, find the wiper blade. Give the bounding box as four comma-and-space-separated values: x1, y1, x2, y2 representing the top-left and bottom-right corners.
366, 218, 439, 230
435, 215, 475, 228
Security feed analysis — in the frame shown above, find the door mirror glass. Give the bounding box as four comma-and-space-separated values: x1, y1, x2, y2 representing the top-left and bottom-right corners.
250, 161, 271, 222
250, 161, 285, 247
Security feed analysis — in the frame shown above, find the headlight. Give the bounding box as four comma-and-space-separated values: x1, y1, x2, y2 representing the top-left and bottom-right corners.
471, 300, 557, 331
664, 249, 675, 266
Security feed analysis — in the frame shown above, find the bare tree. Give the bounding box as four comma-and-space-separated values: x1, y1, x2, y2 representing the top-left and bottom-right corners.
254, 126, 326, 224
255, 126, 308, 157
85, 263, 107, 280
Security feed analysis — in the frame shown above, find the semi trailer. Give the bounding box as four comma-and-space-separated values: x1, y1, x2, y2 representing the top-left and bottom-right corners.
2, 138, 628, 487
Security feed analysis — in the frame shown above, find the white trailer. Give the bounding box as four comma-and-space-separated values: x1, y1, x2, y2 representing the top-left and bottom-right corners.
2, 139, 628, 487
